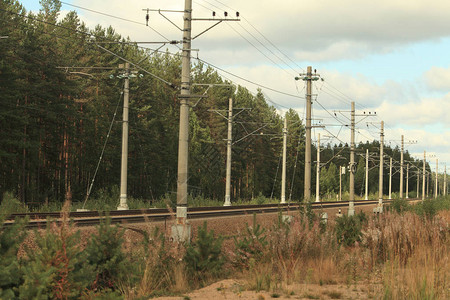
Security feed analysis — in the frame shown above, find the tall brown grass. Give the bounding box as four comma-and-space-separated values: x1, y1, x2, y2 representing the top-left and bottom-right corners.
235, 210, 449, 299
235, 214, 345, 294
373, 212, 449, 299
125, 212, 189, 299
119, 205, 448, 299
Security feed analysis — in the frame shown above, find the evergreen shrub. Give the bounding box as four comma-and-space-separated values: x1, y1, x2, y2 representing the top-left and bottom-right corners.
184, 222, 225, 285
0, 216, 28, 299
335, 212, 367, 247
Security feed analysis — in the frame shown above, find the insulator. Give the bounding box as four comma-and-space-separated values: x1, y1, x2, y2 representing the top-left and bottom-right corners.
224, 11, 228, 17
212, 11, 216, 17
236, 12, 240, 17
146, 9, 149, 26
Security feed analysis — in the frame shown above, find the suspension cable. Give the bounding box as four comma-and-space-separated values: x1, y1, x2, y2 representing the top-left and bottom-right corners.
82, 88, 124, 209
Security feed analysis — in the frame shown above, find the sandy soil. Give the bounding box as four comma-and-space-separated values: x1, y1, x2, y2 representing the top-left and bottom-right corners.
152, 278, 381, 300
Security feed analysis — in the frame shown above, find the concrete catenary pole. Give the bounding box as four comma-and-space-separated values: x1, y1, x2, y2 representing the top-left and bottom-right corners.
316, 133, 320, 202
406, 164, 409, 199
427, 173, 430, 198
435, 158, 438, 199
400, 135, 404, 198
349, 102, 355, 216
422, 151, 426, 201
365, 149, 369, 200
118, 63, 130, 210
378, 121, 384, 208
339, 166, 343, 201
173, 0, 193, 240
224, 97, 233, 206
389, 157, 392, 199
281, 116, 287, 204
444, 163, 447, 196
304, 66, 313, 202
417, 170, 420, 198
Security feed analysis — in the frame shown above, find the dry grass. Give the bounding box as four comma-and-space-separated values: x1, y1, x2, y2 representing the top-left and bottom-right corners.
14, 201, 448, 299
376, 212, 449, 299
231, 210, 450, 299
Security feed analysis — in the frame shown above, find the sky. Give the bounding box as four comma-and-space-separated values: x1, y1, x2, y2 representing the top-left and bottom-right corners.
19, 0, 450, 175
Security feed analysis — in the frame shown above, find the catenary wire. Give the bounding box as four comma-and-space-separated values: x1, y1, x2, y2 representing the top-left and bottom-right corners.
210, 0, 305, 73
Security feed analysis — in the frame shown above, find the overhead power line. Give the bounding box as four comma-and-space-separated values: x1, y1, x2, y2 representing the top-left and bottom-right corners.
60, 1, 177, 45
4, 6, 304, 106
225, 22, 296, 78
196, 0, 302, 77
209, 0, 305, 73
1, 7, 177, 89
195, 57, 305, 100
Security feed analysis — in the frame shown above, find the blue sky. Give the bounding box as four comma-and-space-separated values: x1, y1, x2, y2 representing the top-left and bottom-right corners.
325, 38, 450, 87
18, 0, 450, 172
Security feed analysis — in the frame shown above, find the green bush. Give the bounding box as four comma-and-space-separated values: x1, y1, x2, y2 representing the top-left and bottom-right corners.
85, 216, 138, 291
418, 199, 438, 221
335, 212, 367, 247
232, 214, 268, 269
0, 217, 28, 299
0, 192, 28, 215
19, 219, 94, 299
390, 198, 410, 214
184, 222, 225, 285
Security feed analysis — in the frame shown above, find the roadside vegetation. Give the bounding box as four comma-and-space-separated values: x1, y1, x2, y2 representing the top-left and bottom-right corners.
1, 196, 449, 299
0, 188, 286, 213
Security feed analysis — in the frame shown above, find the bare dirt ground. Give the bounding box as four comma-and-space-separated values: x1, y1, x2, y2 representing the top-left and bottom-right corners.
152, 278, 382, 300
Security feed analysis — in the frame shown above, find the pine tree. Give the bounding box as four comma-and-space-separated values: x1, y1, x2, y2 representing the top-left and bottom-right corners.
85, 216, 137, 291
0, 216, 27, 299
19, 208, 94, 299
184, 222, 225, 285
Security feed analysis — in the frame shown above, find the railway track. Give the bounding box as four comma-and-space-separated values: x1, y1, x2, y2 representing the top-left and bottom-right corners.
2, 199, 405, 229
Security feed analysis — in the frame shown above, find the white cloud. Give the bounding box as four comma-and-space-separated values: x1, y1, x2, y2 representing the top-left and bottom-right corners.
377, 95, 450, 128
424, 66, 450, 91
69, 0, 450, 63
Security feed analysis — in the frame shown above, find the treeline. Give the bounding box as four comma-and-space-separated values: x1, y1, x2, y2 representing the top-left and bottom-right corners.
318, 140, 430, 200
0, 0, 428, 207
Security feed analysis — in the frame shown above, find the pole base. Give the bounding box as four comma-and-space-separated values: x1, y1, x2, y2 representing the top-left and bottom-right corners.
224, 195, 231, 206
281, 214, 293, 223
171, 223, 191, 243
320, 212, 328, 224
373, 206, 383, 214
117, 205, 129, 210
117, 195, 129, 210
348, 201, 355, 216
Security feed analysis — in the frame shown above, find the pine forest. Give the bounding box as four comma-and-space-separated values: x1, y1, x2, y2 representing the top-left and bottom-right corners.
0, 0, 430, 209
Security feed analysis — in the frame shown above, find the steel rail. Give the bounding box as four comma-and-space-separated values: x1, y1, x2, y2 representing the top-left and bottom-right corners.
5, 199, 392, 220
2, 199, 415, 229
